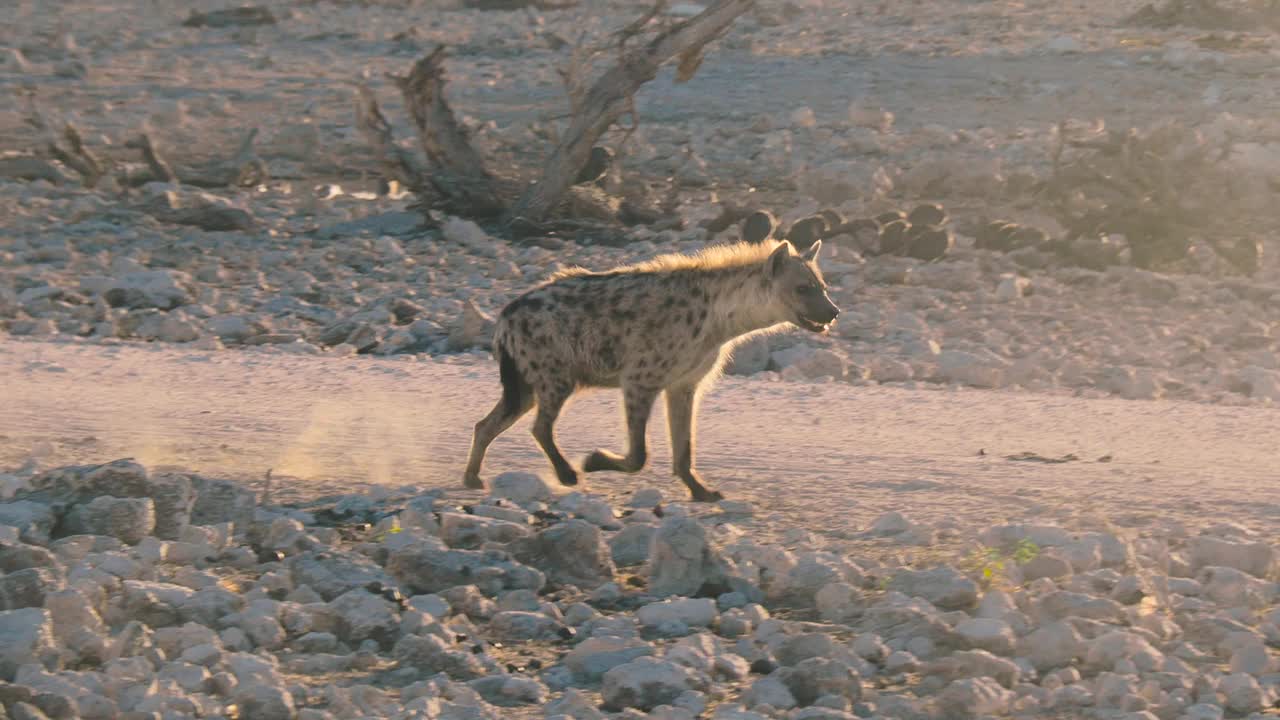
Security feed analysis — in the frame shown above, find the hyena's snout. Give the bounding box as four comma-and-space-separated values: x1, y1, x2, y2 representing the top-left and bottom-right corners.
815, 297, 839, 324
797, 294, 840, 333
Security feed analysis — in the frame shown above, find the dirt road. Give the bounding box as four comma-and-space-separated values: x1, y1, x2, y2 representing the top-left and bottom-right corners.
3, 338, 1277, 545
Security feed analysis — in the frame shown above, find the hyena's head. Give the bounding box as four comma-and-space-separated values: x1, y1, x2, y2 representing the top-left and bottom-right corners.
766, 240, 840, 333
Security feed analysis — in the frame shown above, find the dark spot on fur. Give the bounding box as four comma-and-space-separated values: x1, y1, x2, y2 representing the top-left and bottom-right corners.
685, 310, 695, 325
502, 295, 544, 318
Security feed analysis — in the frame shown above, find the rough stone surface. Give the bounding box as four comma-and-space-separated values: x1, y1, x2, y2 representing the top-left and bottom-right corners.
887, 566, 978, 610
647, 516, 732, 598
61, 496, 155, 544
602, 657, 707, 712
0, 608, 57, 680
509, 519, 614, 589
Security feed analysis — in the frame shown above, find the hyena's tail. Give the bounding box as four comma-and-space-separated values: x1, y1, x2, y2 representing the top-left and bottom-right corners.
498, 344, 525, 416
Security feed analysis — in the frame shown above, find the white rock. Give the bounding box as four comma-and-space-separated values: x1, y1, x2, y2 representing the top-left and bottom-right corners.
1187, 536, 1275, 578
446, 300, 494, 351
441, 217, 497, 257
638, 598, 717, 628
1085, 631, 1165, 673
490, 611, 566, 641
439, 512, 531, 548
601, 657, 706, 712
647, 516, 731, 597
771, 346, 847, 380
726, 336, 770, 376
1198, 565, 1271, 606
0, 608, 57, 680
628, 488, 665, 507
743, 674, 797, 709
235, 682, 296, 720
328, 589, 399, 646
934, 350, 1008, 389
566, 636, 654, 681
955, 618, 1016, 656
610, 523, 656, 568
869, 511, 911, 536
490, 472, 555, 505
1219, 672, 1265, 714
978, 524, 1073, 548
926, 650, 1020, 688
62, 496, 156, 545
1182, 702, 1225, 720
852, 633, 888, 663
887, 566, 978, 610
1019, 621, 1083, 672
1021, 552, 1074, 581
884, 650, 918, 673
939, 677, 1014, 717
815, 582, 859, 624
0, 501, 55, 544
1229, 641, 1273, 676
1039, 590, 1124, 622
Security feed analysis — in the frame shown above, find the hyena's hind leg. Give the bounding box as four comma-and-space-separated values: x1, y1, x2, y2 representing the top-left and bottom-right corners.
583, 384, 660, 474
530, 381, 579, 487
463, 391, 533, 489
665, 383, 723, 502
464, 347, 533, 489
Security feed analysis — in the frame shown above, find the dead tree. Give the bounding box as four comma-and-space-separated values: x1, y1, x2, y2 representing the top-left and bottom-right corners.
359, 0, 755, 230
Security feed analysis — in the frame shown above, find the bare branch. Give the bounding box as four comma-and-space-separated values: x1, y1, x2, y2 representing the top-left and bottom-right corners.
505, 0, 754, 225
355, 83, 427, 189
25, 97, 106, 187
125, 132, 178, 184
393, 46, 504, 216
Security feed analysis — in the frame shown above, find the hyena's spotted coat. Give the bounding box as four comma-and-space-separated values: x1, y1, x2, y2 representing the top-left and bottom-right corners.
463, 239, 840, 502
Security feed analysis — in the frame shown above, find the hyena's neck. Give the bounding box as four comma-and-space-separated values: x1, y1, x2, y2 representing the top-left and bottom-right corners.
703, 266, 785, 343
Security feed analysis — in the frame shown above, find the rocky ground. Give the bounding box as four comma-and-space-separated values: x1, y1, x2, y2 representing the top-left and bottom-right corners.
3, 0, 1280, 718
0, 456, 1277, 720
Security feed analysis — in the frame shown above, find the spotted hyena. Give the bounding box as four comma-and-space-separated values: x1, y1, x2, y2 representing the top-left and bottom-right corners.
463, 239, 840, 502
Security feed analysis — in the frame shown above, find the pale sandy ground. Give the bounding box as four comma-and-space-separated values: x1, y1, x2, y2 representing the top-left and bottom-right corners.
4, 336, 1277, 553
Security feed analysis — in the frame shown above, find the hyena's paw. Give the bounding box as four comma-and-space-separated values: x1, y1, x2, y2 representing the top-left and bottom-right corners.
689, 486, 724, 503
555, 466, 580, 487
583, 449, 626, 473
462, 472, 486, 490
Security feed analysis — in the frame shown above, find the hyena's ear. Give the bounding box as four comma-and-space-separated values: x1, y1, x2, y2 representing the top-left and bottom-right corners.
768, 241, 794, 277
801, 239, 823, 263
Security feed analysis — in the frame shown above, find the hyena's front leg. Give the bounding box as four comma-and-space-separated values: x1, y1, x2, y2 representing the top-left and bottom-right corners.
583, 384, 659, 474
531, 383, 579, 487
665, 383, 723, 502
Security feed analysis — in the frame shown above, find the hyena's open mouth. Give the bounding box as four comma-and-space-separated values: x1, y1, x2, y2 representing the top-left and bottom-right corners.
796, 316, 834, 334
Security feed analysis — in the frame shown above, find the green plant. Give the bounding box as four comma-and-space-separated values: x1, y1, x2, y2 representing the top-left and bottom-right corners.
963, 540, 1041, 588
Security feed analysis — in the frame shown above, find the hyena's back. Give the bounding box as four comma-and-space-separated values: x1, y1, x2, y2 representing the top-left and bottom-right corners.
495, 269, 718, 390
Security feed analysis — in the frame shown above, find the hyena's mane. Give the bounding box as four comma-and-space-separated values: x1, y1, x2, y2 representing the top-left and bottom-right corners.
549, 240, 785, 282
